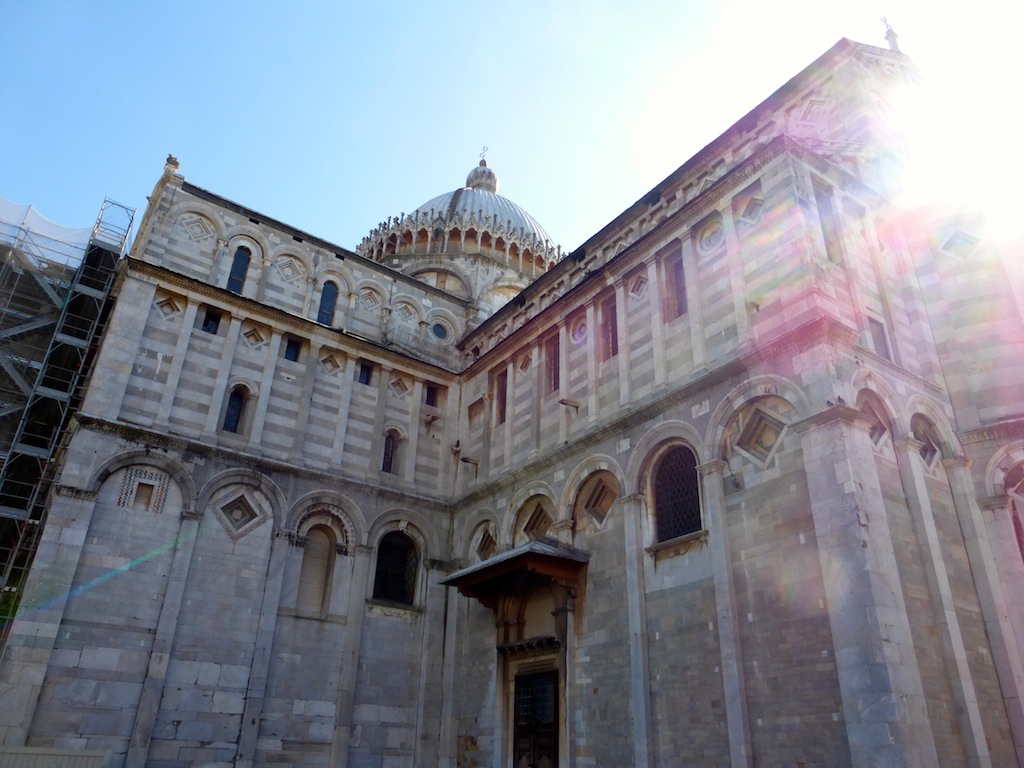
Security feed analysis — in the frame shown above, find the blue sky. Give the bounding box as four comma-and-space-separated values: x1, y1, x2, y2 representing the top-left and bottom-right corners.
3, 1, 1021, 251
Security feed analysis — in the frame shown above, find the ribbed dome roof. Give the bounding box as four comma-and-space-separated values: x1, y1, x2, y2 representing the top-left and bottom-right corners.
411, 160, 553, 247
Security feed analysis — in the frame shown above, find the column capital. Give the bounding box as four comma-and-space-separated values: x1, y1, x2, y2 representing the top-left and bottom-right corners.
982, 495, 1014, 516
791, 404, 872, 434
893, 437, 925, 453
942, 455, 973, 471
697, 459, 727, 477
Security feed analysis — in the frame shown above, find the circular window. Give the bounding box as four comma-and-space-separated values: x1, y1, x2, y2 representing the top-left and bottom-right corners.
431, 323, 448, 340
570, 317, 587, 344
697, 218, 725, 253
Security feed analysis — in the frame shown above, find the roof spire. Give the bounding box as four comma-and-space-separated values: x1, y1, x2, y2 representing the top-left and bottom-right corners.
881, 17, 900, 52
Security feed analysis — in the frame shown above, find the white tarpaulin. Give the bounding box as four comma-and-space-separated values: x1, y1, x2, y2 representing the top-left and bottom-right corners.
0, 194, 92, 267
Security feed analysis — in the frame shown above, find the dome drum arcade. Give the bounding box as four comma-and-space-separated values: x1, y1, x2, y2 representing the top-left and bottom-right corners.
358, 160, 562, 315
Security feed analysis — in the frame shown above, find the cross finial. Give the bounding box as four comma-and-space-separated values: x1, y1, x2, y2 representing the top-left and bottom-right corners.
881, 17, 900, 52
480, 146, 489, 162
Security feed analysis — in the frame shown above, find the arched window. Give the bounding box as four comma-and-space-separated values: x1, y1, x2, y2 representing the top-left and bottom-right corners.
222, 387, 248, 433
373, 531, 417, 605
654, 446, 701, 542
226, 246, 251, 294
381, 430, 399, 474
318, 281, 339, 325
297, 525, 335, 617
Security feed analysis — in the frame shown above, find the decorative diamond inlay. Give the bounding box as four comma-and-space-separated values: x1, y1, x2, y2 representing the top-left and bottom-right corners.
801, 99, 827, 123
242, 326, 266, 347
629, 273, 648, 299
360, 290, 381, 309
524, 504, 553, 539
736, 406, 787, 465
389, 377, 409, 397
740, 196, 764, 223
320, 352, 341, 374
941, 230, 980, 259
477, 528, 496, 561
274, 257, 306, 284
155, 295, 182, 318
210, 486, 270, 540
182, 215, 215, 242
395, 303, 415, 322
518, 353, 532, 373
862, 402, 889, 448
221, 496, 257, 531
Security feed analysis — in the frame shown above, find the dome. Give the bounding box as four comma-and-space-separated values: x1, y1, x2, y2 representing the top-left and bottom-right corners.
411, 160, 554, 247
359, 160, 561, 272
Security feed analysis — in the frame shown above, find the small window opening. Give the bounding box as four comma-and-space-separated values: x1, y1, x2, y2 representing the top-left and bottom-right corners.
868, 317, 891, 361
494, 370, 508, 425
599, 295, 618, 361
654, 446, 701, 542
284, 337, 301, 362
813, 179, 842, 264
357, 361, 374, 385
663, 244, 687, 320
201, 308, 222, 335
373, 531, 417, 605
227, 246, 251, 293
425, 384, 439, 407
223, 387, 247, 433
545, 334, 560, 393
382, 431, 398, 474
133, 482, 155, 511
318, 281, 339, 325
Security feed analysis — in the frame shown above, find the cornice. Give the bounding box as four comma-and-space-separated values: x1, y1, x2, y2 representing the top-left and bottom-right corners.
462, 136, 885, 370
958, 418, 1024, 446
72, 415, 450, 514
125, 257, 459, 377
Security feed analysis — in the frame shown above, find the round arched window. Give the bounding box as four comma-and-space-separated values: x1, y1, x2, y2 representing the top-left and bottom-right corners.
431, 323, 448, 340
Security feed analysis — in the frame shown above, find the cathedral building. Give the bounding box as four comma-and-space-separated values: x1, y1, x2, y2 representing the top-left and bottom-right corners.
1, 36, 1023, 767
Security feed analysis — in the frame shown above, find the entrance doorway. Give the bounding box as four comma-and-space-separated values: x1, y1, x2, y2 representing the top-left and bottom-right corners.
514, 670, 557, 768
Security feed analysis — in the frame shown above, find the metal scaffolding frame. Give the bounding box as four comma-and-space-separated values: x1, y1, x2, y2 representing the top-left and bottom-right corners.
0, 198, 134, 649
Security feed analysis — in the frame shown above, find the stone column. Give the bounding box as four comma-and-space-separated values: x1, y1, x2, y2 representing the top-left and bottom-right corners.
156, 299, 199, 426
983, 497, 1024, 672
302, 276, 315, 318
202, 315, 242, 437
414, 562, 450, 767
248, 331, 284, 448
619, 493, 653, 767
894, 439, 989, 766
585, 303, 598, 426
331, 544, 372, 768
0, 488, 97, 746
645, 259, 667, 389
559, 587, 578, 768
502, 359, 514, 466
792, 407, 938, 767
125, 510, 202, 768
698, 460, 752, 767
437, 583, 460, 768
558, 323, 570, 444
615, 282, 630, 406
405, 380, 423, 486
683, 235, 707, 372
289, 341, 321, 463
331, 357, 357, 467
235, 529, 290, 768
944, 457, 1024, 760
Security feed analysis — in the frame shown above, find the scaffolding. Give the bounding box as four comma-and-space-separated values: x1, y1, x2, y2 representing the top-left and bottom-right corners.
0, 196, 134, 650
